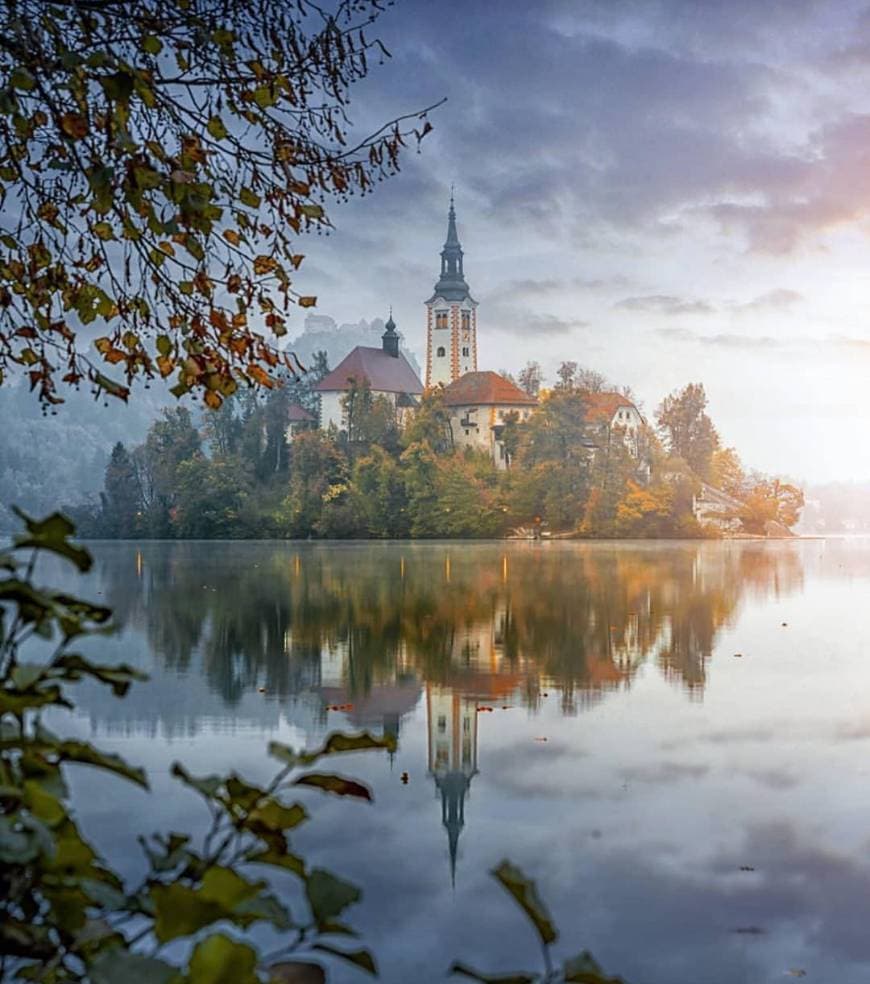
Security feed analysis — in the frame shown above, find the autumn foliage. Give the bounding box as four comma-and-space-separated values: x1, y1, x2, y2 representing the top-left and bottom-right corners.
0, 0, 435, 407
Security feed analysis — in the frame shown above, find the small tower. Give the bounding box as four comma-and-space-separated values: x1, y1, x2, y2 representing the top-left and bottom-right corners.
382, 309, 400, 358
425, 193, 478, 387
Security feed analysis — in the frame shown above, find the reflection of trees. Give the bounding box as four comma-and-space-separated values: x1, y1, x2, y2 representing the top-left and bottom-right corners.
91, 541, 806, 713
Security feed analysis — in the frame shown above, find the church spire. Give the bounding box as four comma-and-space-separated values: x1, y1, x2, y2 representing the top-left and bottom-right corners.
433, 192, 470, 302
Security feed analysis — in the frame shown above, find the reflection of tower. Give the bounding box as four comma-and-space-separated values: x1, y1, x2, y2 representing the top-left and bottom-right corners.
426, 684, 479, 885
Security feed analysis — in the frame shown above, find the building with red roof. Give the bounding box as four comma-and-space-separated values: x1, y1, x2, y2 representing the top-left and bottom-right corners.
581, 391, 645, 456
314, 314, 423, 432
441, 370, 537, 468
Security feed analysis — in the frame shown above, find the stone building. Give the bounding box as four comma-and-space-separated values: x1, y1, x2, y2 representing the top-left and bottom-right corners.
314, 314, 423, 433
441, 370, 537, 468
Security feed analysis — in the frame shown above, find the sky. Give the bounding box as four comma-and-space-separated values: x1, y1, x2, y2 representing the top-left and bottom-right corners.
288, 0, 870, 484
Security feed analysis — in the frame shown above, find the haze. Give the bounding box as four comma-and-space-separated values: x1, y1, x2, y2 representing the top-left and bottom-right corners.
289, 0, 870, 484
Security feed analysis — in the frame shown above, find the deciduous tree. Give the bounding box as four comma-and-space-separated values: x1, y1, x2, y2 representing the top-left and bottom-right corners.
655, 382, 720, 480
0, 0, 436, 407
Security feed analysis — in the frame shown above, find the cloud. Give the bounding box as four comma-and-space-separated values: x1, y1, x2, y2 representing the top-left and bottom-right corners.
619, 761, 710, 784
615, 294, 716, 315
735, 288, 804, 313
655, 327, 787, 349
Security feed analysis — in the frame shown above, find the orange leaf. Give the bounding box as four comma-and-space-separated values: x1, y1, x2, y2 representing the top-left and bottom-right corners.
60, 113, 89, 140
298, 296, 316, 308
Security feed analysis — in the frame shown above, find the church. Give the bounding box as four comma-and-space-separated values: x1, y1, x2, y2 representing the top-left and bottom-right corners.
315, 195, 538, 468
313, 196, 644, 469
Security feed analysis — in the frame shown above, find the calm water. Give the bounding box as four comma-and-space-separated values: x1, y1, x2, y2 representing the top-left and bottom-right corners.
46, 538, 870, 982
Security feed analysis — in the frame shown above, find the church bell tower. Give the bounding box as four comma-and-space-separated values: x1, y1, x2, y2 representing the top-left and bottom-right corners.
425, 193, 478, 387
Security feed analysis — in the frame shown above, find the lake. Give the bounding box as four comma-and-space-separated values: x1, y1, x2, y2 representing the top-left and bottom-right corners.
47, 537, 870, 983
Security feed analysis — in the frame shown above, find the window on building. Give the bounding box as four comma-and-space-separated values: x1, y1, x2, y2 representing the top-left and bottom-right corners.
437, 715, 447, 734
462, 310, 471, 330
463, 717, 470, 733
435, 310, 448, 330
465, 429, 470, 436
462, 346, 469, 356
436, 346, 446, 357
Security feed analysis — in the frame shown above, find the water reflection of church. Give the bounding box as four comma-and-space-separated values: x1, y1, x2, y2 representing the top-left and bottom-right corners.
427, 686, 477, 885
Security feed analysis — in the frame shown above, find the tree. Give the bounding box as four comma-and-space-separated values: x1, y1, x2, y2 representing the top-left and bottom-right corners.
174, 454, 251, 537
710, 446, 745, 497
280, 428, 347, 536
574, 366, 609, 393
517, 360, 542, 397
402, 387, 453, 454
0, 1, 437, 407
353, 445, 409, 537
738, 479, 804, 534
138, 407, 201, 534
100, 441, 140, 537
341, 376, 398, 450
655, 382, 720, 480
508, 390, 593, 529
555, 360, 578, 390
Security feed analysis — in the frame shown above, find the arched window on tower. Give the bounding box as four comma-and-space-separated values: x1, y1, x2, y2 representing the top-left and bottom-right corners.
435, 310, 449, 330
436, 346, 446, 358
462, 310, 471, 330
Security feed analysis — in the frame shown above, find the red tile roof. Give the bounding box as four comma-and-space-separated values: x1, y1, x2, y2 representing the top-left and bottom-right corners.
441, 371, 538, 407
583, 391, 637, 423
315, 346, 424, 395
286, 403, 315, 422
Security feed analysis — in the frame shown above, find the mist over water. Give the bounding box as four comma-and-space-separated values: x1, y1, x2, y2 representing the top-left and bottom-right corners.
49, 538, 870, 982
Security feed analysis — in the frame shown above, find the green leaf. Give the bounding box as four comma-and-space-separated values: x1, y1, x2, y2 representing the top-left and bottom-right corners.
297, 730, 396, 766
90, 948, 177, 984
141, 35, 163, 56
563, 951, 626, 984
239, 187, 261, 208
305, 869, 360, 926
53, 655, 145, 696
149, 881, 236, 944
100, 71, 135, 103
267, 741, 298, 768
300, 204, 324, 220
234, 891, 294, 931
10, 68, 35, 91
187, 933, 258, 984
448, 964, 536, 984
94, 221, 115, 241
246, 847, 305, 876
0, 685, 69, 714
253, 86, 275, 109
56, 740, 147, 789
207, 116, 228, 140
11, 509, 92, 572
171, 762, 223, 799
311, 943, 377, 976
293, 773, 372, 801
491, 860, 557, 946
247, 798, 307, 832
156, 334, 172, 356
